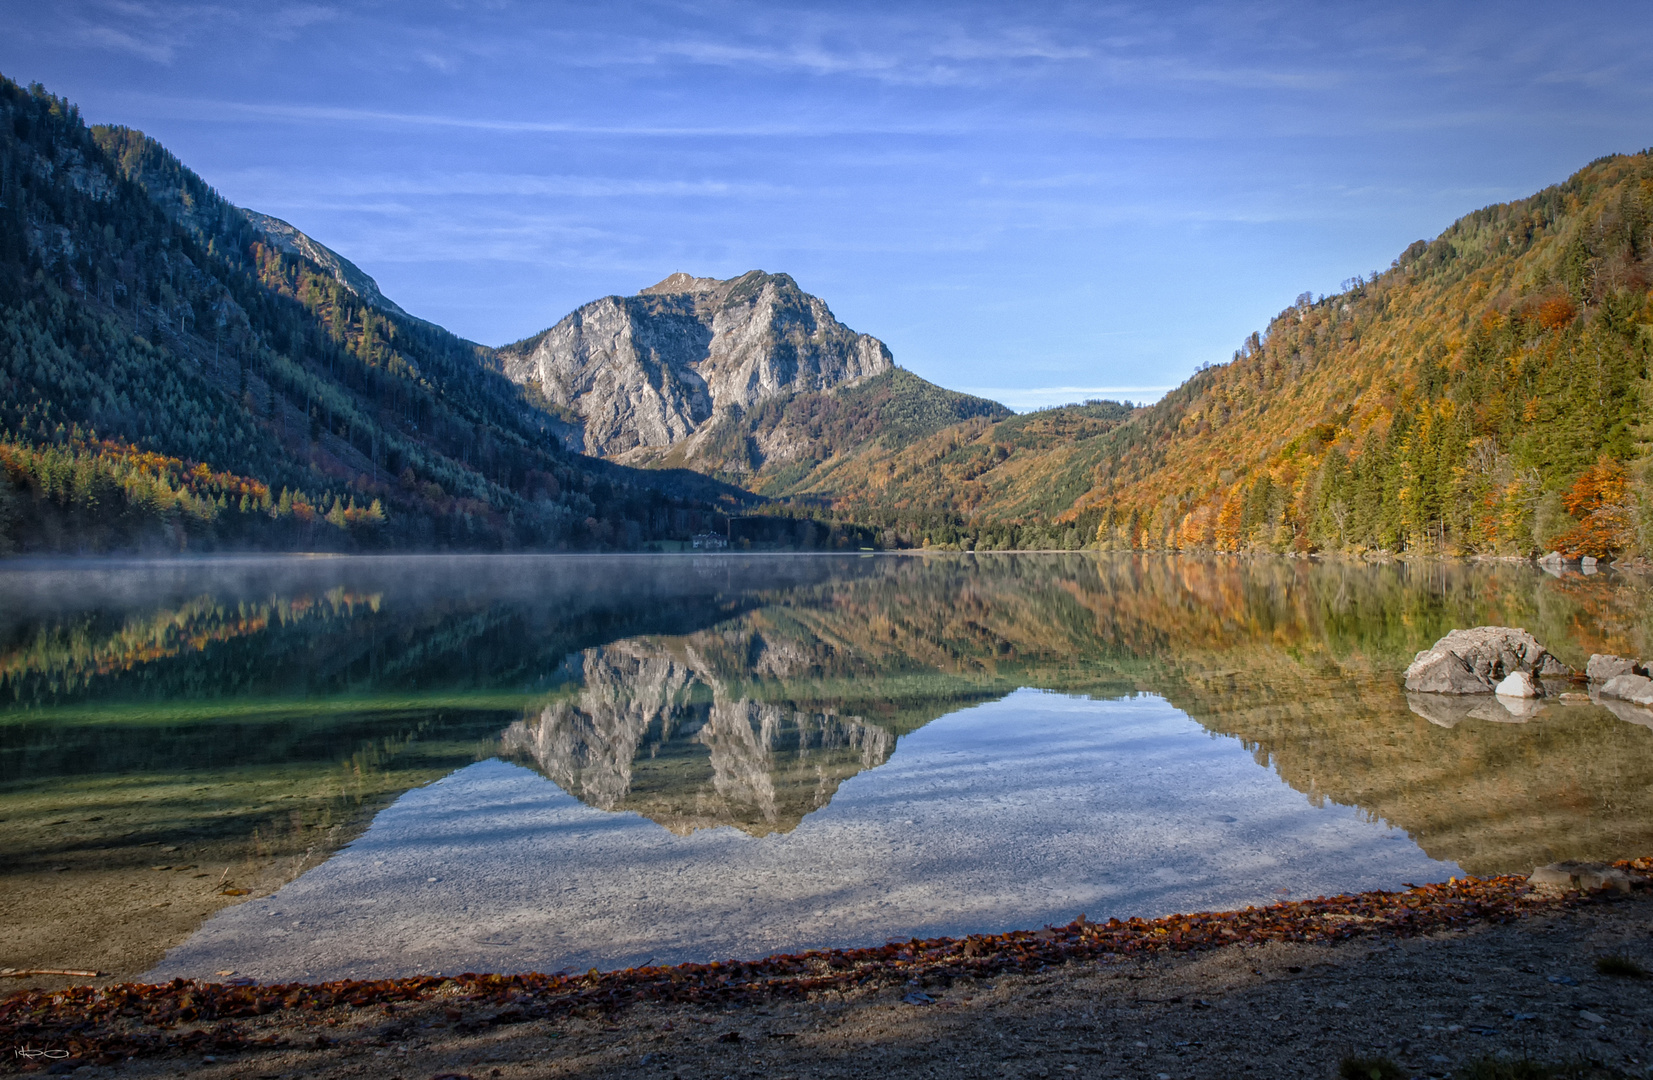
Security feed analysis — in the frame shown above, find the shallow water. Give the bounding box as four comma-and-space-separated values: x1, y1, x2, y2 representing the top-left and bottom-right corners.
3, 553, 1651, 979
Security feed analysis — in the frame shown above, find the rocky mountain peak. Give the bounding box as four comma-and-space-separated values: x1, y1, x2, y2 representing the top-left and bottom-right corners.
498, 271, 893, 458
640, 271, 724, 295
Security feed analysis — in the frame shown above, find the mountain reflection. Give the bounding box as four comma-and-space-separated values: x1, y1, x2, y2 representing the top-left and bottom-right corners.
484, 555, 1653, 868
500, 639, 893, 835
5, 554, 1653, 876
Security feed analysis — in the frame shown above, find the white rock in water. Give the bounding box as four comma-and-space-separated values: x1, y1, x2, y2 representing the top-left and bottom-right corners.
1494, 671, 1539, 698
1600, 673, 1653, 706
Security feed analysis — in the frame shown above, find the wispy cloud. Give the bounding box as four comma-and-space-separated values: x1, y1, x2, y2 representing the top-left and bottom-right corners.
221, 169, 795, 200
126, 94, 955, 137
58, 0, 338, 64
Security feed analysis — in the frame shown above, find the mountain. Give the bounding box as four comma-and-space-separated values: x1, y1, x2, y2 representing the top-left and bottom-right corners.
497, 270, 893, 458
497, 271, 1009, 484
809, 151, 1653, 558
238, 209, 412, 321
0, 76, 750, 554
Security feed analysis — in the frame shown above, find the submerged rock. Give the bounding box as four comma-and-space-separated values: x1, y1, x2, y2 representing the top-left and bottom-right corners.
1596, 697, 1653, 731
1599, 673, 1653, 706
1404, 626, 1571, 694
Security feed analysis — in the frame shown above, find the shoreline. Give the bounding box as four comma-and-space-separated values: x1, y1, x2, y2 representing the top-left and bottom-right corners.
5, 863, 1650, 1077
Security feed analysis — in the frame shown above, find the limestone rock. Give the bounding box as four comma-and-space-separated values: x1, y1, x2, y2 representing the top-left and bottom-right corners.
1587, 654, 1642, 681
1405, 648, 1491, 694
1537, 653, 1574, 677
1529, 861, 1637, 894
1599, 673, 1653, 706
497, 271, 892, 458
1404, 626, 1568, 693
1538, 551, 1563, 569
1494, 671, 1539, 698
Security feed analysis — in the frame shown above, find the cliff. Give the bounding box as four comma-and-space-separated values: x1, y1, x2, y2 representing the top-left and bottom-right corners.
497, 271, 894, 459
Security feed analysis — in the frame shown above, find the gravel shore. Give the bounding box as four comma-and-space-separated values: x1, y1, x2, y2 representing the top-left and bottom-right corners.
9, 890, 1650, 1079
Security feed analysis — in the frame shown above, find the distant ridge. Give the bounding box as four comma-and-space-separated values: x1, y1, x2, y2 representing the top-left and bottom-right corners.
239, 209, 412, 320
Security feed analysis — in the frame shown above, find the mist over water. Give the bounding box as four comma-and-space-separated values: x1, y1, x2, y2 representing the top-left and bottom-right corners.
4, 553, 1651, 980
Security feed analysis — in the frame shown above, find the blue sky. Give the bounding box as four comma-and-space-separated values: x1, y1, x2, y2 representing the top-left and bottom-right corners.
3, 2, 1651, 409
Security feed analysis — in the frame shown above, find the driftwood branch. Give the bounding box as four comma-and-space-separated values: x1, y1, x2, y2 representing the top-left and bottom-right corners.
0, 969, 101, 978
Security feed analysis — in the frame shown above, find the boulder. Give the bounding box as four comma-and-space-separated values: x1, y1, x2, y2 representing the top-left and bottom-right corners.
1494, 671, 1539, 698
1587, 654, 1638, 681
1538, 551, 1563, 569
1599, 673, 1653, 706
1537, 653, 1574, 677
1528, 861, 1636, 894
1404, 626, 1570, 693
1404, 648, 1490, 693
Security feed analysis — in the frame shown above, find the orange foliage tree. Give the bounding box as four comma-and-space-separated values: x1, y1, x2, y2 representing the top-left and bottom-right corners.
1548, 457, 1631, 559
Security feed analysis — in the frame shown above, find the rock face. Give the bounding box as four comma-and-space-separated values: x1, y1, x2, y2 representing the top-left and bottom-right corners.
497, 271, 893, 457
1404, 626, 1572, 694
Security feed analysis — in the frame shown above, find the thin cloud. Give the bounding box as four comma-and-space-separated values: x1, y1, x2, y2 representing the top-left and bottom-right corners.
60, 0, 339, 64
222, 169, 796, 200
78, 23, 177, 63
126, 94, 958, 138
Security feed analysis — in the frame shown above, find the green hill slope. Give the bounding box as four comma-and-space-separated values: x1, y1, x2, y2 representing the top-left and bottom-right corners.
1067, 150, 1653, 559
628, 367, 1011, 491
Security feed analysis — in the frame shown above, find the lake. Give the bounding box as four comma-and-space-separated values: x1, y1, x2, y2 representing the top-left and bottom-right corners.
3, 553, 1651, 983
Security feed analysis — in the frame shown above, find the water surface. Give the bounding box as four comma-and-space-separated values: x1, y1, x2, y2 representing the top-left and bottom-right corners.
3, 553, 1650, 979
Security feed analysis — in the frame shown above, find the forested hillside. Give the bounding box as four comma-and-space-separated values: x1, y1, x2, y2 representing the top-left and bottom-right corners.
1067, 151, 1653, 559
632, 368, 1010, 487
0, 76, 747, 554
769, 398, 1135, 551
798, 150, 1653, 557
